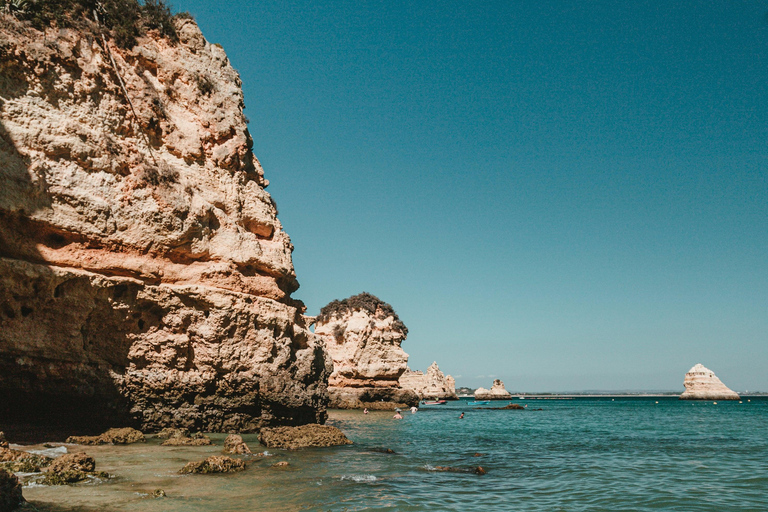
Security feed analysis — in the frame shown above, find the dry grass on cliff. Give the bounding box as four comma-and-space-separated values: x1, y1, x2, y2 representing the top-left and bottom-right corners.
317, 292, 409, 336
0, 0, 188, 48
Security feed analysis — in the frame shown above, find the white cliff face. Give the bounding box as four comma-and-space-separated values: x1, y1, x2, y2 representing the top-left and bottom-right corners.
399, 362, 457, 400
679, 364, 740, 400
474, 379, 512, 400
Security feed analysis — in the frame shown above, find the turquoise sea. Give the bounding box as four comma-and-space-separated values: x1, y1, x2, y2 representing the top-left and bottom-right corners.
18, 397, 768, 511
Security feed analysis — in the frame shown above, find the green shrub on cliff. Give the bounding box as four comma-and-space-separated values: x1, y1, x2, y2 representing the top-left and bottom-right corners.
317, 292, 408, 336
0, 0, 183, 48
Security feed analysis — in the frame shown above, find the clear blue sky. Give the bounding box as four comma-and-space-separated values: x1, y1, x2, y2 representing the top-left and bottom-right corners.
173, 0, 768, 392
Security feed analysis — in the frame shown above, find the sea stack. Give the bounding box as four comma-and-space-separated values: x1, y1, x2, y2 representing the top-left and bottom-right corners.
399, 362, 458, 400
474, 379, 512, 400
0, 14, 331, 432
314, 293, 419, 409
679, 364, 740, 400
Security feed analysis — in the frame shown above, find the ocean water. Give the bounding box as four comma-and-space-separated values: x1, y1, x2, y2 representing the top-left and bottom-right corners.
17, 397, 768, 511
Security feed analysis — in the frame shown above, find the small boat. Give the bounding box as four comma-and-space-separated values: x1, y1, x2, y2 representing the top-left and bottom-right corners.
422, 400, 447, 405
468, 400, 490, 405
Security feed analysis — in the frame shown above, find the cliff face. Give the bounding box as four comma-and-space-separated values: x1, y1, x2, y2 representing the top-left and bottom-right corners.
399, 362, 457, 400
0, 15, 331, 432
314, 293, 418, 409
679, 364, 740, 401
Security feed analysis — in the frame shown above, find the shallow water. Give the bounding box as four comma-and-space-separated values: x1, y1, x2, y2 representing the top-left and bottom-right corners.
16, 397, 768, 511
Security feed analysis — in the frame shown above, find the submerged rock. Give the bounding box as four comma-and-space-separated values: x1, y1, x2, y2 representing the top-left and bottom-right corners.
180, 456, 246, 474
0, 468, 23, 512
42, 453, 108, 485
473, 380, 512, 400
67, 428, 145, 445
679, 364, 740, 401
399, 362, 458, 400
315, 293, 418, 409
271, 461, 289, 468
428, 465, 487, 475
483, 403, 525, 410
161, 432, 212, 446
223, 435, 252, 455
155, 428, 191, 440
258, 425, 352, 450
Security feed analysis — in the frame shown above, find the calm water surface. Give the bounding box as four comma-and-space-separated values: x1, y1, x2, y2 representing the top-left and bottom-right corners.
17, 397, 768, 511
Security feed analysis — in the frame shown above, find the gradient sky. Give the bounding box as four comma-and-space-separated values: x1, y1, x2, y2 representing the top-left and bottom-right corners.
173, 0, 768, 392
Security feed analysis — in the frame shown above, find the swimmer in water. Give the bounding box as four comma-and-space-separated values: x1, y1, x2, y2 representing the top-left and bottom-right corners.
393, 411, 403, 419
363, 408, 369, 414
410, 406, 418, 414
459, 412, 464, 419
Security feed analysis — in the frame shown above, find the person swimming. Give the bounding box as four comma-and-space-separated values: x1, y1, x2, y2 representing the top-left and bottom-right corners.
363, 408, 369, 414
410, 406, 418, 414
459, 412, 464, 419
393, 411, 403, 419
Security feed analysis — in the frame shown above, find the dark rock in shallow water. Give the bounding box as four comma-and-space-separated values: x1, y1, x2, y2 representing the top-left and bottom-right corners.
429, 465, 486, 475
180, 456, 246, 474
161, 433, 212, 446
42, 453, 108, 485
479, 403, 525, 410
155, 428, 190, 440
67, 428, 145, 445
370, 447, 396, 454
271, 461, 289, 468
0, 447, 52, 473
223, 435, 252, 454
152, 489, 166, 498
0, 468, 23, 512
258, 425, 352, 450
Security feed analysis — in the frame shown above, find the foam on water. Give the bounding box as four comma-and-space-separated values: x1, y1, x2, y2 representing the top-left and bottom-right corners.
339, 474, 377, 483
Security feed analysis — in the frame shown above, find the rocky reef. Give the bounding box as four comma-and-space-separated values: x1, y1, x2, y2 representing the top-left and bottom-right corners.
314, 293, 418, 409
679, 364, 740, 401
474, 379, 512, 400
0, 10, 330, 433
399, 362, 457, 400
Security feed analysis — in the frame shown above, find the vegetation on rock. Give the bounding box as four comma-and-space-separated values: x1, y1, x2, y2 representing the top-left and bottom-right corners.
0, 0, 188, 48
317, 292, 408, 335
179, 456, 246, 474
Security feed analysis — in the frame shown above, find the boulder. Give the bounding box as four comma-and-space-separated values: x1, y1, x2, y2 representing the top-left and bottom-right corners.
474, 379, 512, 400
161, 433, 212, 446
258, 425, 352, 450
155, 428, 191, 440
0, 447, 52, 473
399, 362, 458, 400
67, 428, 145, 445
42, 453, 108, 485
223, 435, 252, 455
679, 364, 740, 400
0, 469, 23, 512
179, 456, 246, 474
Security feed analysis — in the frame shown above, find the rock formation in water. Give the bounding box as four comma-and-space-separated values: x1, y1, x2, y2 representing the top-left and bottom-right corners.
679, 364, 740, 400
314, 293, 418, 409
399, 362, 458, 400
0, 10, 331, 433
474, 379, 512, 400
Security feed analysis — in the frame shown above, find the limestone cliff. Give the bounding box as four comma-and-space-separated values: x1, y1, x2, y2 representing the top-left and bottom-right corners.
679, 364, 740, 401
399, 362, 458, 400
314, 293, 418, 409
0, 12, 331, 433
474, 379, 512, 400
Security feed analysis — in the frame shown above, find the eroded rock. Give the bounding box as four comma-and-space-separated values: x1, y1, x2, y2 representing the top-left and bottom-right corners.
0, 11, 330, 433
67, 428, 145, 445
315, 293, 418, 409
0, 469, 23, 512
223, 435, 251, 454
180, 456, 246, 474
162, 433, 212, 446
473, 380, 512, 400
679, 364, 740, 401
258, 425, 352, 450
42, 453, 108, 485
0, 447, 52, 473
399, 362, 458, 400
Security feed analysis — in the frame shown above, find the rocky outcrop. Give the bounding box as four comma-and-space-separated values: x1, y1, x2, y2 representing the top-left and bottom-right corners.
399, 362, 458, 400
314, 293, 418, 408
258, 424, 352, 449
42, 452, 109, 485
474, 379, 512, 400
0, 468, 23, 512
67, 427, 145, 445
180, 456, 245, 474
679, 364, 740, 401
161, 432, 212, 446
0, 11, 330, 432
223, 434, 251, 454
